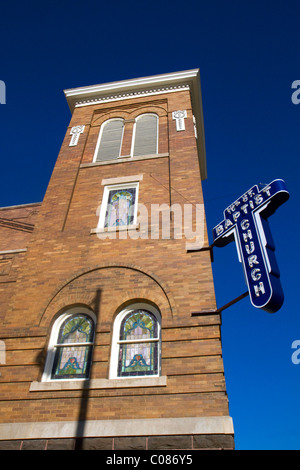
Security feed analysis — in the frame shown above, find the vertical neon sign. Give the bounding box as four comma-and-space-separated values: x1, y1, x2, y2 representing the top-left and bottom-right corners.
213, 179, 289, 313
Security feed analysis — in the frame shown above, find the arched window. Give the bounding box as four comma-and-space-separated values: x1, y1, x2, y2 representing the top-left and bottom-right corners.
132, 114, 158, 157
42, 308, 96, 381
110, 303, 161, 379
94, 118, 124, 162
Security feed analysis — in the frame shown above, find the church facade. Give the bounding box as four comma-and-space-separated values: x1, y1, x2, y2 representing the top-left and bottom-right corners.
0, 70, 234, 450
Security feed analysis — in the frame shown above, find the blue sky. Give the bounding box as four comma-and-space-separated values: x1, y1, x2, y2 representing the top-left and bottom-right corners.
1, 0, 299, 450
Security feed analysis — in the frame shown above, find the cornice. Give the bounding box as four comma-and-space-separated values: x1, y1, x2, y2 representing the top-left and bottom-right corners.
64, 69, 200, 112
69, 84, 190, 109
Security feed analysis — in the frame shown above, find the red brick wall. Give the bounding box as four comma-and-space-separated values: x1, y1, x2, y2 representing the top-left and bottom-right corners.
0, 89, 230, 427
0, 203, 41, 321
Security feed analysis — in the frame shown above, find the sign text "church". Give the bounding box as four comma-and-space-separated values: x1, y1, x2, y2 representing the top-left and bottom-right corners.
213, 179, 289, 313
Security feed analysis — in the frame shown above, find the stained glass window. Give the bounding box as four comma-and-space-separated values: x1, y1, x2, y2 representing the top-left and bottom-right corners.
117, 309, 159, 377
51, 314, 94, 380
104, 187, 136, 228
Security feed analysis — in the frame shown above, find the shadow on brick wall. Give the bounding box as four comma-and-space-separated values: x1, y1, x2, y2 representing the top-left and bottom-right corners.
74, 289, 102, 449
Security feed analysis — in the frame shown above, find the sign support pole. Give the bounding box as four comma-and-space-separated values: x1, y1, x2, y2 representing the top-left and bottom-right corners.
191, 291, 249, 317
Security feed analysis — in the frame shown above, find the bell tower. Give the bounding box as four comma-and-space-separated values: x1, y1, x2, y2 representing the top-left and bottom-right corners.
0, 70, 234, 450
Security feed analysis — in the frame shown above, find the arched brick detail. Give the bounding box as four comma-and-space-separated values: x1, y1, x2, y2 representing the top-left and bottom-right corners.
127, 105, 167, 120
39, 263, 177, 328
91, 110, 131, 128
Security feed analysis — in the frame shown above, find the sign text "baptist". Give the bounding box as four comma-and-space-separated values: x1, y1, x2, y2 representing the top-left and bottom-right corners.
213, 179, 289, 313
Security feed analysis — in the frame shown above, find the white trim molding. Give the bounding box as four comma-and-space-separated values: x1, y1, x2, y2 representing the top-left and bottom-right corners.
69, 85, 189, 108
69, 125, 85, 146
0, 416, 234, 440
172, 110, 187, 131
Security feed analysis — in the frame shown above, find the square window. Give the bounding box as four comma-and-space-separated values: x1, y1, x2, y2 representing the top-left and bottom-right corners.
97, 182, 139, 230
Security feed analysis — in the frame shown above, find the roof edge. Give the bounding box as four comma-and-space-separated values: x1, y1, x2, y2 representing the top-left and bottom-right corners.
64, 69, 200, 109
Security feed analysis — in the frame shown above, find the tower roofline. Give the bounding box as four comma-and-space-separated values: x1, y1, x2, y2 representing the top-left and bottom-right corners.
64, 69, 207, 179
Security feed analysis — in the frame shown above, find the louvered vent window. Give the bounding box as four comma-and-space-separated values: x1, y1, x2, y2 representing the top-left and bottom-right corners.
95, 119, 124, 162
132, 114, 158, 157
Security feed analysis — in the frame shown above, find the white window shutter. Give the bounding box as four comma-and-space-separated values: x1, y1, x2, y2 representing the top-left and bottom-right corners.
96, 119, 124, 162
133, 114, 158, 157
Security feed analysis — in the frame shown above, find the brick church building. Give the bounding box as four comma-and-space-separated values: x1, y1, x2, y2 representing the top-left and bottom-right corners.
0, 70, 234, 450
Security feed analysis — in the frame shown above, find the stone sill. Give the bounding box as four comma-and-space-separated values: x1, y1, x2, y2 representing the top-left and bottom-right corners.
80, 153, 169, 168
90, 224, 139, 234
30, 376, 167, 392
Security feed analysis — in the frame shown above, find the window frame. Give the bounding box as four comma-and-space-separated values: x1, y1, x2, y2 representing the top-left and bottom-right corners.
93, 118, 125, 163
42, 307, 96, 382
131, 113, 159, 157
109, 303, 161, 380
97, 181, 139, 231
